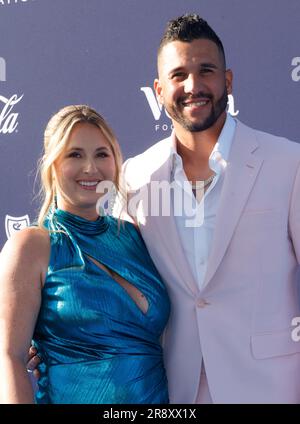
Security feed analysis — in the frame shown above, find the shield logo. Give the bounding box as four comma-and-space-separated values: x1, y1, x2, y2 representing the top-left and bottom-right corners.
5, 214, 30, 239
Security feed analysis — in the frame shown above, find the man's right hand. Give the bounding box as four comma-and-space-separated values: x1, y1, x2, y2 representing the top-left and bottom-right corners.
26, 346, 41, 379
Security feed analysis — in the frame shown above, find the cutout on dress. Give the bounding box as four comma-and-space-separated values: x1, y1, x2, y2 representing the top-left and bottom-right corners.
86, 255, 149, 314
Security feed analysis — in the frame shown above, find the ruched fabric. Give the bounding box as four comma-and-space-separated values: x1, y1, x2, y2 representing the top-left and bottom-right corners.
33, 209, 170, 404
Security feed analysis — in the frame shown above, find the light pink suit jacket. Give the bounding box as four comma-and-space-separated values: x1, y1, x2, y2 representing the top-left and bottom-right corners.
122, 120, 300, 403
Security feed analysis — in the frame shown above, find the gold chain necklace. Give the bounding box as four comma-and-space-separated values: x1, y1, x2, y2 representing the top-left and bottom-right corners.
192, 173, 216, 189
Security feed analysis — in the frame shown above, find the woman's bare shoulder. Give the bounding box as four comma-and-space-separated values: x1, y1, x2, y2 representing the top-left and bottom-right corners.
1, 226, 50, 263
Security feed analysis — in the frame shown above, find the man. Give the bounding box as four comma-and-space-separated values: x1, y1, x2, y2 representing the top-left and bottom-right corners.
121, 14, 300, 403
29, 14, 300, 403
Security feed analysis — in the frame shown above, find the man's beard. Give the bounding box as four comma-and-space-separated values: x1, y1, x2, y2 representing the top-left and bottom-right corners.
166, 87, 228, 132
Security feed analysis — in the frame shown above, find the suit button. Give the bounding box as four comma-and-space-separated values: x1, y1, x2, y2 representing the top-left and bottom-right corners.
196, 298, 210, 308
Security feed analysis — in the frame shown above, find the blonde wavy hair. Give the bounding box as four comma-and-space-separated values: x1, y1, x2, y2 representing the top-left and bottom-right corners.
37, 105, 123, 227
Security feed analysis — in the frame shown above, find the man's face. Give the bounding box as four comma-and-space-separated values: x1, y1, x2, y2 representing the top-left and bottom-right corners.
155, 38, 233, 133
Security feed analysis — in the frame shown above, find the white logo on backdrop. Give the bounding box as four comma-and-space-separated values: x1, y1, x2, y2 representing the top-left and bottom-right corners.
291, 57, 300, 82
141, 87, 239, 132
291, 317, 300, 342
0, 0, 35, 5
0, 57, 6, 82
0, 94, 23, 134
5, 214, 30, 239
140, 87, 170, 121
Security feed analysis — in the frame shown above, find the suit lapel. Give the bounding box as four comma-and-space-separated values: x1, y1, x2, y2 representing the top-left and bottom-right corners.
145, 145, 199, 296
128, 136, 198, 295
203, 122, 264, 287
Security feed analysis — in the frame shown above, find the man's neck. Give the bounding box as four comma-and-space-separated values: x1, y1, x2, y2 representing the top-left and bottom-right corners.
174, 112, 226, 181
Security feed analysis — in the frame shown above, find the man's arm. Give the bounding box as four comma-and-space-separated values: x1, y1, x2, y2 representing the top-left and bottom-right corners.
114, 159, 139, 225
289, 160, 300, 264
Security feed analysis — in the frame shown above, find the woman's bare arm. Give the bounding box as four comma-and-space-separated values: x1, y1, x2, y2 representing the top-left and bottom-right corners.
0, 227, 49, 404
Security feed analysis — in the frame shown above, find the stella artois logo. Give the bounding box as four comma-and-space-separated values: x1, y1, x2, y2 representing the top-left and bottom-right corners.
5, 214, 30, 239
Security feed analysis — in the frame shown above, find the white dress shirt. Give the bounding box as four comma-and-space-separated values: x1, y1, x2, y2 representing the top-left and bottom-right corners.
170, 114, 236, 291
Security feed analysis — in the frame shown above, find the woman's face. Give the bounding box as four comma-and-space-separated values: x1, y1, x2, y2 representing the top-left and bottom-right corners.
54, 122, 116, 220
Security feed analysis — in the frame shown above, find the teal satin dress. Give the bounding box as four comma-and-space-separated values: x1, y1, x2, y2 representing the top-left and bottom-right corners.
33, 209, 170, 404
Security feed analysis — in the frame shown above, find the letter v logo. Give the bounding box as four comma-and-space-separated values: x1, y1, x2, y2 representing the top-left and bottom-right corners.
140, 87, 163, 121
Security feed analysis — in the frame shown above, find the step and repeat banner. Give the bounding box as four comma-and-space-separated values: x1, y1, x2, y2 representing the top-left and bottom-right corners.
0, 0, 299, 247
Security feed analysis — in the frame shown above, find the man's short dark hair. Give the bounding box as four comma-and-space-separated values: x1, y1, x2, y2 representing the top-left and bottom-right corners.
158, 14, 226, 67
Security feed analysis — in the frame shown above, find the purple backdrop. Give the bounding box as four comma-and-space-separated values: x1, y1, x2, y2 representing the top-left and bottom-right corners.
0, 0, 299, 245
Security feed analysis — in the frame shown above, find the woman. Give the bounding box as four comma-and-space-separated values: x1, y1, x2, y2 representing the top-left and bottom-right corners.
0, 105, 170, 404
